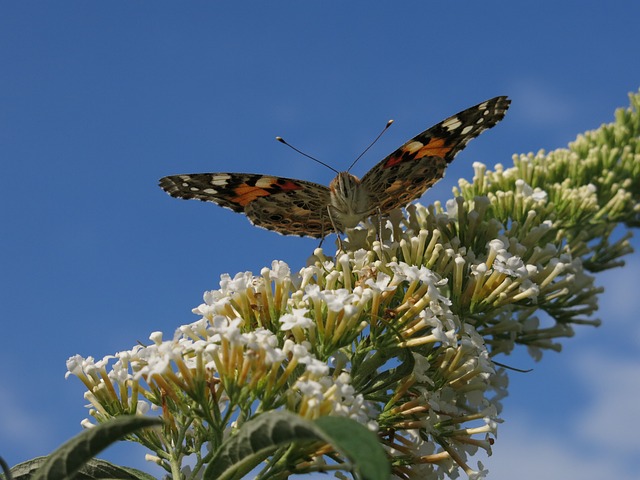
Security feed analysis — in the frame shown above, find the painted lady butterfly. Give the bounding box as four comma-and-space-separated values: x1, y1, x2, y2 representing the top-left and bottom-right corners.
159, 96, 510, 238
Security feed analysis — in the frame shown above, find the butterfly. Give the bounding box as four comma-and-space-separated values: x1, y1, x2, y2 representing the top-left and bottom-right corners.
159, 96, 510, 238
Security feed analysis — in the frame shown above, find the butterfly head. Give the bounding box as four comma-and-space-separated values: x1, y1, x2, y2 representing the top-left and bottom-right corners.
328, 172, 374, 229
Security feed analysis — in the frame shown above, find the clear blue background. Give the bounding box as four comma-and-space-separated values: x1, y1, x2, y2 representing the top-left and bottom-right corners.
1, 2, 639, 479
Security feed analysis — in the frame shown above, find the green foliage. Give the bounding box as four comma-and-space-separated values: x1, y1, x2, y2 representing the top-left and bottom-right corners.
204, 411, 389, 480
8, 458, 156, 480
3, 416, 161, 480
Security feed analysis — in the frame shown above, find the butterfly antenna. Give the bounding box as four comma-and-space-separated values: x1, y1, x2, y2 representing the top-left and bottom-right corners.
346, 119, 394, 173
276, 136, 339, 174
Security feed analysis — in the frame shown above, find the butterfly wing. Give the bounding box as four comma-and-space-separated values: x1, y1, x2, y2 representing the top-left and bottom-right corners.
159, 173, 333, 238
360, 96, 511, 213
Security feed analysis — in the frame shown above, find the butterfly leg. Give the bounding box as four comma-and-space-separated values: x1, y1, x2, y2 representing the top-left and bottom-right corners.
316, 213, 326, 248
375, 207, 383, 243
326, 206, 345, 252
317, 233, 329, 249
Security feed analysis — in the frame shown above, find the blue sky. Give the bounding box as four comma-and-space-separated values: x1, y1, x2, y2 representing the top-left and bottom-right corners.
1, 2, 639, 479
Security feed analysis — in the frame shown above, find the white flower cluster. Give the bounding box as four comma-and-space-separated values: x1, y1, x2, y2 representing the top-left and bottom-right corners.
68, 249, 503, 479
65, 92, 640, 479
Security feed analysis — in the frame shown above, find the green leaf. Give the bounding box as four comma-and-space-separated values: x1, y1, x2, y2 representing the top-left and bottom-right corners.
19, 416, 161, 480
204, 411, 318, 480
9, 457, 156, 480
204, 411, 389, 480
315, 416, 390, 480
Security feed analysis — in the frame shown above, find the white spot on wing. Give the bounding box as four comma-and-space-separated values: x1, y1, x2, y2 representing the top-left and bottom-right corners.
256, 177, 277, 188
404, 140, 425, 153
211, 175, 231, 185
442, 117, 462, 131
